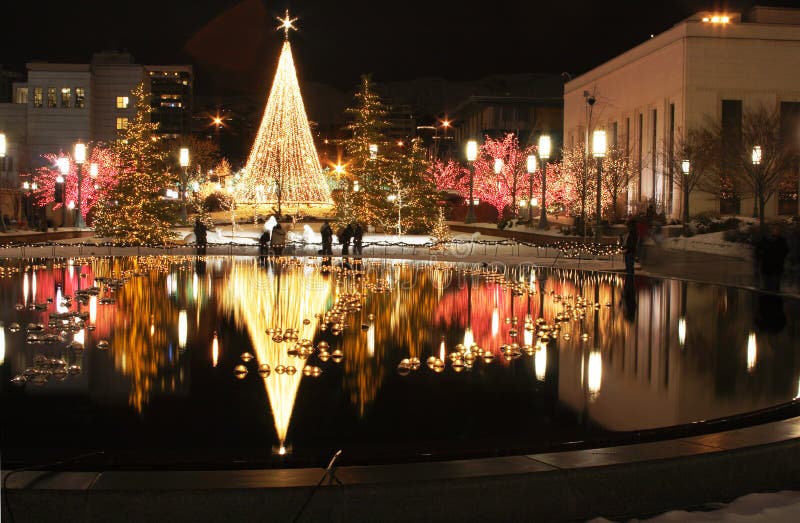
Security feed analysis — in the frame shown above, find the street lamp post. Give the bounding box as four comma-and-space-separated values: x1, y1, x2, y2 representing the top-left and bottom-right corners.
751, 145, 762, 219
538, 135, 551, 229
57, 157, 69, 228
465, 140, 478, 223
526, 154, 536, 225
388, 191, 402, 237
74, 142, 86, 228
0, 133, 7, 232
681, 159, 690, 225
592, 130, 607, 242
179, 147, 189, 222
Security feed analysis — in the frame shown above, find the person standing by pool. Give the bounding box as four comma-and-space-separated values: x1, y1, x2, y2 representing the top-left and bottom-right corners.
270, 222, 286, 256
624, 219, 638, 275
193, 218, 208, 255
320, 219, 333, 256
756, 223, 789, 292
338, 223, 353, 256
353, 222, 363, 256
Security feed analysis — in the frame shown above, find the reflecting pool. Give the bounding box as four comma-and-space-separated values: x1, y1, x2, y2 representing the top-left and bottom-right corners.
1, 256, 799, 469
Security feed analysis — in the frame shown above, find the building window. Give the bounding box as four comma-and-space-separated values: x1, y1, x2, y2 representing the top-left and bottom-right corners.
779, 101, 800, 215
116, 117, 129, 130
15, 87, 28, 104
33, 87, 43, 107
61, 87, 71, 108
75, 87, 85, 108
116, 96, 129, 109
47, 87, 57, 108
720, 99, 743, 214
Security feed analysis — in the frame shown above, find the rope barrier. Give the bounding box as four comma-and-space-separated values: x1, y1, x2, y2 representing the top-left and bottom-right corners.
0, 238, 624, 259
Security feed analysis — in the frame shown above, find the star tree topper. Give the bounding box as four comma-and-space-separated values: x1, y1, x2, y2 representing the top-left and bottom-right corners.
277, 9, 298, 40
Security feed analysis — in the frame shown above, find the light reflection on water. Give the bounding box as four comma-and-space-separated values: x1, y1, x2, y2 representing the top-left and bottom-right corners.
1, 255, 799, 467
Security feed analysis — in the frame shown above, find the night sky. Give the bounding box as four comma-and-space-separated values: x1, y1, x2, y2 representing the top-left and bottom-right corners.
3, 0, 798, 95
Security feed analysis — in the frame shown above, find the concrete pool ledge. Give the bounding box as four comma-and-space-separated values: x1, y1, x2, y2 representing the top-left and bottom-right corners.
4, 416, 800, 522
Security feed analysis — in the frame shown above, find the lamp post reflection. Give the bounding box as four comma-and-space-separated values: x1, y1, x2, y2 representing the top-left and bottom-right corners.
747, 331, 757, 372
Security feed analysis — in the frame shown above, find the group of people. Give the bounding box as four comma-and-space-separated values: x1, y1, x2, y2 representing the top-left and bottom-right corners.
320, 220, 363, 256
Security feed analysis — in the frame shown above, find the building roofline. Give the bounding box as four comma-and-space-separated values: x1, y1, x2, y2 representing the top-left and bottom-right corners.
564, 8, 800, 94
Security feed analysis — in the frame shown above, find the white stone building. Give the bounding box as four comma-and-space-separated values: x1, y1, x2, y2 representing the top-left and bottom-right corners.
563, 6, 800, 220
0, 52, 191, 218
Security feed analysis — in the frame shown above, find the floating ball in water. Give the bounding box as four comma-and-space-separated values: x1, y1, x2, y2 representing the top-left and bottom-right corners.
275, 365, 286, 374
409, 357, 421, 370
240, 352, 254, 363
427, 356, 437, 369
233, 365, 248, 379
483, 352, 495, 364
67, 365, 82, 376
258, 364, 271, 377
317, 341, 329, 351
11, 375, 27, 386
9, 322, 21, 333
433, 359, 445, 373
96, 340, 110, 350
318, 350, 330, 362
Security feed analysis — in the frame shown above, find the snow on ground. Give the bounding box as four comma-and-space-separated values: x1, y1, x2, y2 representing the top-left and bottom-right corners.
661, 231, 753, 260
589, 490, 800, 523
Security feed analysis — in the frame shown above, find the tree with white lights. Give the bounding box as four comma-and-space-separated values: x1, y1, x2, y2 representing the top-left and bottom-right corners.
238, 12, 332, 212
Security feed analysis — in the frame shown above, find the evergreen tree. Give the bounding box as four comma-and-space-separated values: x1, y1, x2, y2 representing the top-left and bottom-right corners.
337, 74, 392, 227
93, 84, 175, 244
381, 137, 438, 234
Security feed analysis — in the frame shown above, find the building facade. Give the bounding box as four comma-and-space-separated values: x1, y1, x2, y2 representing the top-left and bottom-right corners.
0, 52, 192, 193
563, 7, 800, 219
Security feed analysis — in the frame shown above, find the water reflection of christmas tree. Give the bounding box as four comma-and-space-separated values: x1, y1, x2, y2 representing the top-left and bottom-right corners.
97, 257, 185, 413
220, 259, 331, 451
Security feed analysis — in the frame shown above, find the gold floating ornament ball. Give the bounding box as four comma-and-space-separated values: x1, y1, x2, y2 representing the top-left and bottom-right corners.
331, 349, 344, 363
285, 365, 297, 375
303, 318, 311, 325
240, 352, 254, 363
69, 341, 84, 351
311, 366, 323, 377
427, 356, 437, 370
397, 362, 411, 376
15, 304, 24, 311
367, 313, 375, 321
258, 363, 271, 377
318, 350, 330, 362
68, 365, 81, 375
9, 322, 21, 333
275, 365, 286, 374
302, 365, 313, 376
317, 341, 329, 351
96, 340, 110, 350
452, 359, 465, 372
409, 357, 421, 370
234, 365, 248, 379
448, 352, 460, 362
433, 359, 445, 373
483, 352, 495, 364
581, 333, 589, 342
272, 334, 284, 343
464, 351, 476, 364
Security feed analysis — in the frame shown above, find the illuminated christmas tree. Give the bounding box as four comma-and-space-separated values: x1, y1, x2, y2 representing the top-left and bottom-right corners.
239, 11, 332, 211
93, 83, 174, 244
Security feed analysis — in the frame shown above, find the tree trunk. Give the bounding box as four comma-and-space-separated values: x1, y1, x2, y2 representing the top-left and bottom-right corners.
758, 195, 766, 227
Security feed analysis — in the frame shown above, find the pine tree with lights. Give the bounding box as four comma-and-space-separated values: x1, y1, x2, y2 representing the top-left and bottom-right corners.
382, 137, 438, 234
93, 83, 174, 244
238, 12, 332, 211
430, 206, 451, 249
337, 74, 392, 227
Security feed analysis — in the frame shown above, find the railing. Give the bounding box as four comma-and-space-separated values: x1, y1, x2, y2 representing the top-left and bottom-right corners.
0, 238, 624, 266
